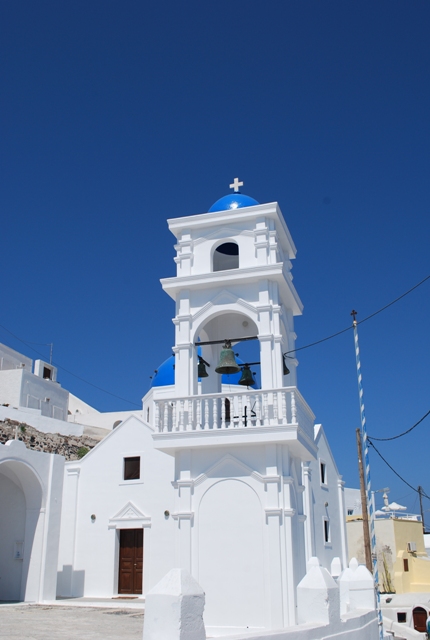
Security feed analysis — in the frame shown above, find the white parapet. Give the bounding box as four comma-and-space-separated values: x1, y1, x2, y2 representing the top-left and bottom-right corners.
297, 557, 340, 626
339, 557, 375, 614
331, 557, 342, 579
143, 568, 206, 640
348, 564, 375, 612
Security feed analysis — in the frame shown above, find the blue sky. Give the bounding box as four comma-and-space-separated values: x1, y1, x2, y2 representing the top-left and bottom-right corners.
1, 1, 429, 514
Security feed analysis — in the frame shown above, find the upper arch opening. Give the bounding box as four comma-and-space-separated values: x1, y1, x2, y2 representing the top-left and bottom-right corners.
213, 242, 239, 272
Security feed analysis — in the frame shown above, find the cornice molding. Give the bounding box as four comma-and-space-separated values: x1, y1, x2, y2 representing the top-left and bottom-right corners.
171, 511, 194, 522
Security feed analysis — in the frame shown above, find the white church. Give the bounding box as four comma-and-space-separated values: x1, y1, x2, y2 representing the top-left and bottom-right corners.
0, 183, 379, 639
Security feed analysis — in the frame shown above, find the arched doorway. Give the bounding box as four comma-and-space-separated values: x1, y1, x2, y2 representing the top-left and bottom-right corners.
412, 607, 428, 633
0, 460, 43, 601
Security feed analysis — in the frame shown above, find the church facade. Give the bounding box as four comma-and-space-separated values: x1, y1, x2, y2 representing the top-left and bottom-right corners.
1, 185, 355, 636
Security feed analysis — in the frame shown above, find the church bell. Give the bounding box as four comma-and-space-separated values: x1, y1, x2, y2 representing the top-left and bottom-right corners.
215, 341, 241, 375
197, 356, 209, 378
283, 355, 290, 376
238, 364, 255, 387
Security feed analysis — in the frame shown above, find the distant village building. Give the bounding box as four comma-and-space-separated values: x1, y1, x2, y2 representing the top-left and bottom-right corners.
346, 495, 430, 595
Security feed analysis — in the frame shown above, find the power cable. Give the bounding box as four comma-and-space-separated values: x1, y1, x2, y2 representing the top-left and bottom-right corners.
0, 322, 141, 408
367, 439, 430, 500
1, 273, 429, 409
285, 274, 430, 355
368, 410, 430, 442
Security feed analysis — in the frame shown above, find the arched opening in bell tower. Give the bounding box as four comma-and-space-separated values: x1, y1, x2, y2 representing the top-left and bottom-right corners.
196, 312, 260, 395
212, 242, 239, 272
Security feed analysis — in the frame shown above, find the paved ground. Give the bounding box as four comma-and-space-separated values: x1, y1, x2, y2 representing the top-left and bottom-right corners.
0, 604, 144, 639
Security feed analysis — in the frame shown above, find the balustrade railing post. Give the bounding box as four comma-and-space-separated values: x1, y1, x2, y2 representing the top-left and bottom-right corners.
179, 400, 188, 431
263, 393, 269, 426
273, 392, 279, 423
213, 397, 218, 429
163, 402, 168, 433
155, 401, 160, 432
281, 391, 287, 423
221, 397, 226, 429
256, 394, 262, 427
172, 401, 177, 431
204, 399, 209, 430
291, 391, 297, 424
237, 395, 243, 428
189, 399, 194, 430
196, 398, 202, 429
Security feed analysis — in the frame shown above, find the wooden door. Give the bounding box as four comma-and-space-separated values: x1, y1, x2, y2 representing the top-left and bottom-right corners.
118, 529, 143, 595
412, 607, 427, 632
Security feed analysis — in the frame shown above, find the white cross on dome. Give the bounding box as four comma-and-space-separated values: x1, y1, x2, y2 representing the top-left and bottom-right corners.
229, 177, 243, 192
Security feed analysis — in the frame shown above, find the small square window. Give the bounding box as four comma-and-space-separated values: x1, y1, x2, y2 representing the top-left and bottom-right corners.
320, 462, 327, 485
397, 612, 406, 623
324, 518, 330, 543
403, 559, 409, 572
43, 366, 52, 380
124, 457, 140, 480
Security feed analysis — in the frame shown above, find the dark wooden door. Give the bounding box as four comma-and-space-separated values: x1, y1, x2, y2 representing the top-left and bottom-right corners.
412, 607, 427, 632
118, 529, 143, 595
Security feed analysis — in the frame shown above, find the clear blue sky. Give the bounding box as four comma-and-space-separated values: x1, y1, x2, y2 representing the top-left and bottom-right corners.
1, 1, 429, 514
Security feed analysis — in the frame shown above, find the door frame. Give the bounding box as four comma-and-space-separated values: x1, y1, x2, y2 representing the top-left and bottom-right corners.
108, 502, 151, 597
117, 528, 144, 595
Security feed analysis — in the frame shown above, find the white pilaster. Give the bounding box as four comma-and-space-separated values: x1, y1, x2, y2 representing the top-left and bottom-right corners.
302, 463, 314, 562
337, 477, 348, 569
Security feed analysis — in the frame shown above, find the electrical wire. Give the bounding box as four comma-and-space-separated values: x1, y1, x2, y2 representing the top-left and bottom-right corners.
285, 274, 430, 355
0, 322, 141, 408
1, 274, 429, 409
367, 439, 430, 500
368, 410, 430, 441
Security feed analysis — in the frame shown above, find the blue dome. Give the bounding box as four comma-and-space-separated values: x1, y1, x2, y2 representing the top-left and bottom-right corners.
151, 355, 260, 389
151, 355, 175, 387
209, 193, 259, 213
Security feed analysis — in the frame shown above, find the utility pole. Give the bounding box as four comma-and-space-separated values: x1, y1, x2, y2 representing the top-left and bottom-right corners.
356, 427, 372, 572
351, 310, 383, 640
418, 486, 426, 533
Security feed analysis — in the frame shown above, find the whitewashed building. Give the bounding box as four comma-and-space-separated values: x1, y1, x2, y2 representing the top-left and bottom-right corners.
0, 185, 377, 638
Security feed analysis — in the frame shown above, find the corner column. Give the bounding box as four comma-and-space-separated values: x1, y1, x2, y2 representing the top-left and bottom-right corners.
263, 445, 284, 629
173, 451, 193, 572
337, 477, 348, 568
302, 463, 314, 562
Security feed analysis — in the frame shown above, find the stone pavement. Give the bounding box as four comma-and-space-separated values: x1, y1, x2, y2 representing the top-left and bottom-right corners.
0, 604, 144, 639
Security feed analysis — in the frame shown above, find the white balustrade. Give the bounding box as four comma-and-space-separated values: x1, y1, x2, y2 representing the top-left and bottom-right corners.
154, 387, 314, 437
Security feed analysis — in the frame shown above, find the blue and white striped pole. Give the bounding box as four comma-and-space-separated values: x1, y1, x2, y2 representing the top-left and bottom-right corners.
351, 310, 384, 640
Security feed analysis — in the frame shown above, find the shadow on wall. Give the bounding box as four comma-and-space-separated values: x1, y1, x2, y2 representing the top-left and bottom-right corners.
56, 565, 85, 598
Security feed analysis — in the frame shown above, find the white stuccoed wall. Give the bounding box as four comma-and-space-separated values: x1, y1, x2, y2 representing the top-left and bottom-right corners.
0, 440, 64, 602
0, 343, 33, 372
306, 425, 348, 570
0, 369, 69, 421
57, 415, 176, 598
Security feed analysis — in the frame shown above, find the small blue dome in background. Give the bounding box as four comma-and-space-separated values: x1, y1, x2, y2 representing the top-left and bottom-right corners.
208, 193, 259, 213
151, 355, 176, 387
151, 355, 259, 388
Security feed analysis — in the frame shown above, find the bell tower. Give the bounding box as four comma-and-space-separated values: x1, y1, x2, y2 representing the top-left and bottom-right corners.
153, 182, 318, 634
160, 182, 303, 397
